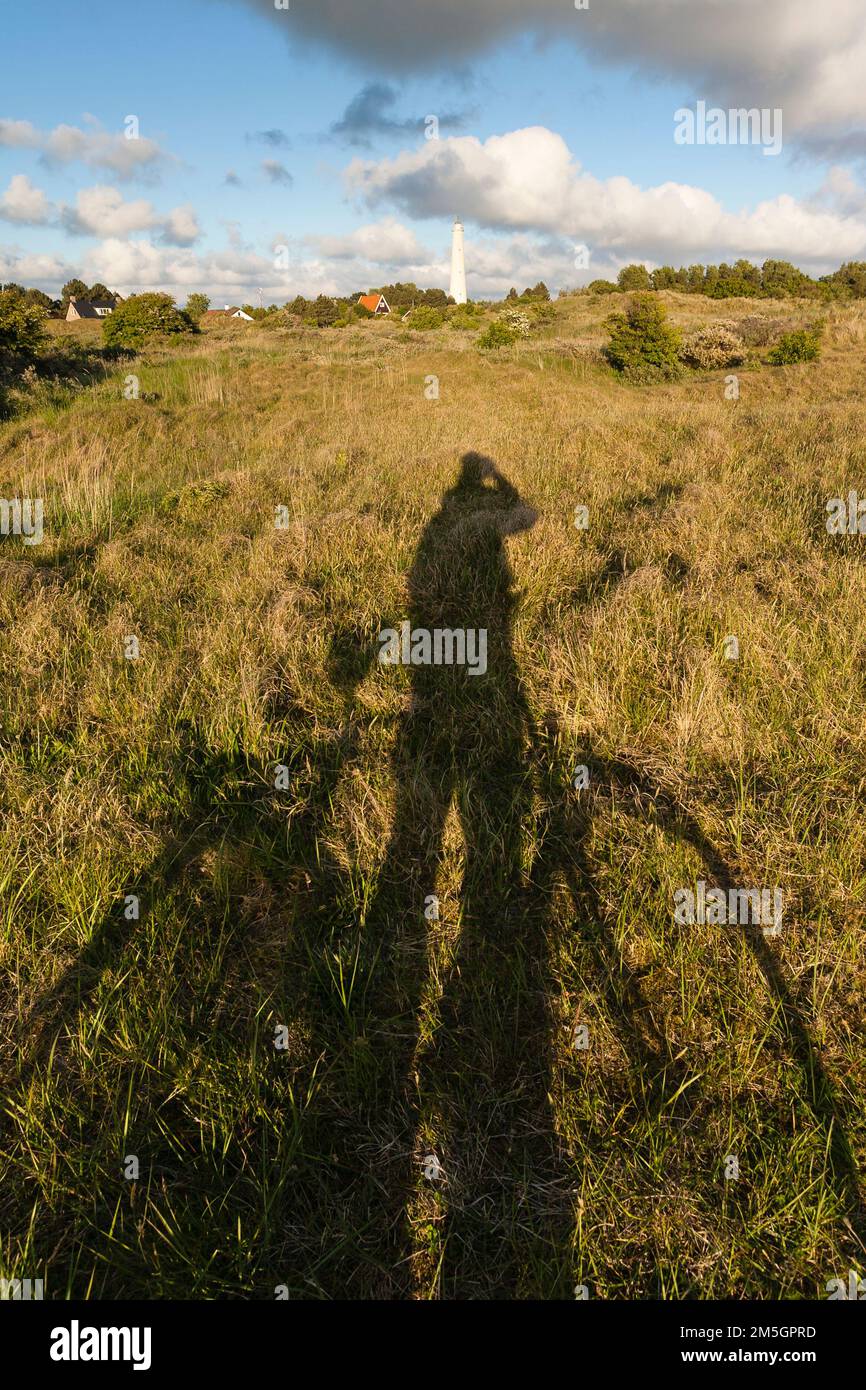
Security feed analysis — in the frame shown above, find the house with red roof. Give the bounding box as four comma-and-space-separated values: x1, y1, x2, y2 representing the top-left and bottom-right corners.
357, 293, 391, 315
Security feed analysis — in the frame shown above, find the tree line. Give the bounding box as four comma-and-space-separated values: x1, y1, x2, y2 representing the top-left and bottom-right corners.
0, 280, 457, 324
0, 279, 121, 314
6, 258, 866, 332
585, 259, 866, 299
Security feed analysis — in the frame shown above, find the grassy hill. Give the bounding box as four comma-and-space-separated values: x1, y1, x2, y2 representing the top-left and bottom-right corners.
1, 292, 864, 1298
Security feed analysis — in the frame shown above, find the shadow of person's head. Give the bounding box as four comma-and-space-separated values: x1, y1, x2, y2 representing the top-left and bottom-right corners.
455, 451, 497, 492
402, 454, 538, 698
436, 452, 539, 542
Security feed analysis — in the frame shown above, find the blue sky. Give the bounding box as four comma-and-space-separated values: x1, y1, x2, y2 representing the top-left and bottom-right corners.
2, 0, 865, 302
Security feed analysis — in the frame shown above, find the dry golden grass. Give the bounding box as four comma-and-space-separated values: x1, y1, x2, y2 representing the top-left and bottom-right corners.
0, 291, 864, 1299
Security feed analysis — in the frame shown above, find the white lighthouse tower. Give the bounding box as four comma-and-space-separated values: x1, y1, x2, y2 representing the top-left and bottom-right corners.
449, 218, 467, 304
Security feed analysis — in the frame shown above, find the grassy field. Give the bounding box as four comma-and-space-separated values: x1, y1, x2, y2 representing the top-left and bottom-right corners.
1, 291, 864, 1299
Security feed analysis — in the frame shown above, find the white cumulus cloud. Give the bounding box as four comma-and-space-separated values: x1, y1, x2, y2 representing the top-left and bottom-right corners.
309, 216, 432, 264
0, 246, 74, 285
346, 127, 866, 268
0, 118, 168, 179
0, 174, 52, 224
0, 181, 203, 245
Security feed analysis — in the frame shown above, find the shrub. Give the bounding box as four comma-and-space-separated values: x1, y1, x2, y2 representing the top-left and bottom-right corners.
0, 289, 46, 368
0, 290, 47, 416
448, 308, 484, 331
407, 305, 444, 330
587, 279, 618, 295
257, 307, 295, 330
311, 295, 339, 327
499, 307, 531, 338
679, 322, 745, 370
529, 301, 556, 326
476, 321, 518, 350
103, 293, 196, 349
708, 277, 759, 299
604, 294, 682, 381
767, 326, 823, 364
820, 262, 866, 299
760, 259, 815, 299
185, 293, 210, 322
617, 264, 652, 292
733, 315, 791, 348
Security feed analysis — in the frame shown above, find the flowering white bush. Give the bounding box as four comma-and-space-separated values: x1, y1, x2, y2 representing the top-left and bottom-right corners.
500, 307, 532, 338
680, 322, 746, 369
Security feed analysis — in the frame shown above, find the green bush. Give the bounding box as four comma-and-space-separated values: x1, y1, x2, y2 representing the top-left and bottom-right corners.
448, 308, 484, 331
103, 293, 196, 349
185, 293, 210, 323
0, 290, 47, 416
406, 305, 444, 330
310, 295, 339, 327
766, 327, 823, 364
476, 321, 518, 350
0, 289, 46, 365
587, 279, 618, 295
604, 294, 682, 381
819, 262, 866, 299
708, 278, 759, 299
617, 264, 652, 292
760, 259, 815, 299
529, 301, 556, 326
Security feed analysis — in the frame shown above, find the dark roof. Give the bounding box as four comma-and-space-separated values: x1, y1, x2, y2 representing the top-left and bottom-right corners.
70, 299, 114, 317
